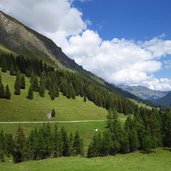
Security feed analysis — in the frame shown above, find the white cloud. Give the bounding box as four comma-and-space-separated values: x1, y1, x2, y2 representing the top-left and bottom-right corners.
61, 31, 171, 91
1, 0, 171, 91
0, 0, 86, 35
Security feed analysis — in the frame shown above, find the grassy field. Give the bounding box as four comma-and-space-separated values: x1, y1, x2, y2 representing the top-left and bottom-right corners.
1, 149, 171, 171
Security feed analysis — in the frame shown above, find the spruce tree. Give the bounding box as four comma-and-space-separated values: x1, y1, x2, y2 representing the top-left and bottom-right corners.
0, 74, 5, 98
0, 130, 5, 156
51, 109, 56, 117
12, 125, 26, 163
61, 127, 70, 156
53, 125, 63, 157
30, 73, 39, 92
73, 131, 83, 155
67, 83, 76, 99
49, 85, 56, 100
106, 109, 123, 154
10, 65, 15, 76
83, 94, 87, 102
27, 85, 33, 100
68, 133, 74, 156
1, 60, 7, 73
60, 79, 68, 96
5, 84, 11, 99
14, 72, 21, 95
39, 81, 45, 97
20, 75, 25, 89
54, 84, 59, 97
0, 149, 4, 162
124, 115, 139, 152
4, 133, 14, 157
53, 125, 59, 157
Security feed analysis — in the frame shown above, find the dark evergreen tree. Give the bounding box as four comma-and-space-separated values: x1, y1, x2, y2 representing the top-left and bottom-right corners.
49, 85, 56, 100
60, 79, 68, 96
4, 133, 14, 157
12, 125, 26, 163
14, 72, 21, 95
0, 130, 5, 157
53, 125, 63, 157
5, 84, 11, 99
39, 81, 45, 97
67, 83, 76, 99
20, 75, 25, 89
51, 109, 56, 117
68, 133, 74, 156
54, 84, 59, 98
0, 149, 4, 162
83, 94, 87, 102
162, 110, 171, 147
140, 126, 152, 153
10, 65, 15, 76
73, 131, 83, 155
27, 85, 33, 100
124, 115, 139, 152
30, 73, 39, 92
1, 59, 7, 73
0, 74, 5, 98
87, 132, 102, 157
61, 127, 70, 156
106, 109, 123, 154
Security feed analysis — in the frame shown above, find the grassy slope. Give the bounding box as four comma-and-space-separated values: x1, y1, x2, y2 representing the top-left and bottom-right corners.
0, 71, 107, 121
1, 149, 171, 171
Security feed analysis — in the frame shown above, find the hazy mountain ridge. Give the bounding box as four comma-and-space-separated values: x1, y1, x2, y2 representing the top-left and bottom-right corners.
155, 92, 171, 107
119, 85, 167, 100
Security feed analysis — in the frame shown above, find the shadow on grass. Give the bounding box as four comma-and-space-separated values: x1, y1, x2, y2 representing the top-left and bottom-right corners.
162, 147, 171, 152
140, 150, 155, 154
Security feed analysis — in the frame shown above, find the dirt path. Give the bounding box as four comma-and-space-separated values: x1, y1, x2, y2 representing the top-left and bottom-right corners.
0, 120, 105, 124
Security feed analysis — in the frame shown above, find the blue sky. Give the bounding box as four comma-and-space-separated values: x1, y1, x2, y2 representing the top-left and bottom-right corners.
1, 0, 171, 90
73, 0, 171, 40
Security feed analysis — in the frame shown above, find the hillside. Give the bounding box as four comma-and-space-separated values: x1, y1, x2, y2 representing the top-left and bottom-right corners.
155, 91, 171, 107
0, 71, 108, 121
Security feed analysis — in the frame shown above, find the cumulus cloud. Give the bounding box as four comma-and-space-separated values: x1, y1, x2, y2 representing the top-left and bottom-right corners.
61, 30, 171, 90
1, 0, 171, 91
0, 0, 86, 35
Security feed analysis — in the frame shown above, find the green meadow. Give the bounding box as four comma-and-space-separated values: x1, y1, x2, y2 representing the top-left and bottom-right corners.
1, 149, 171, 171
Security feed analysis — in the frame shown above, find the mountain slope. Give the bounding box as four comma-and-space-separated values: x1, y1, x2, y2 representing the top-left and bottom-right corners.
155, 92, 171, 107
0, 11, 98, 78
0, 11, 142, 101
119, 85, 167, 100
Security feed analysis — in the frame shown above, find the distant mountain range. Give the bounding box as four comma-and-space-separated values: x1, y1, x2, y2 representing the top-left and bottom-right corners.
155, 92, 171, 107
119, 85, 168, 100
119, 85, 171, 107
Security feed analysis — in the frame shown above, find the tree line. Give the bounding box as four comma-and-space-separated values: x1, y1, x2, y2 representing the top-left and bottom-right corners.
0, 124, 83, 163
87, 108, 171, 157
0, 51, 139, 114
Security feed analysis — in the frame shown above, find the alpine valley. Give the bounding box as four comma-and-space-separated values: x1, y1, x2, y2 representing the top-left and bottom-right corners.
0, 10, 171, 171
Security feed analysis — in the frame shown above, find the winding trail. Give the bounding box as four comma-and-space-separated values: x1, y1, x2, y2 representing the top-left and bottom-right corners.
0, 120, 105, 124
